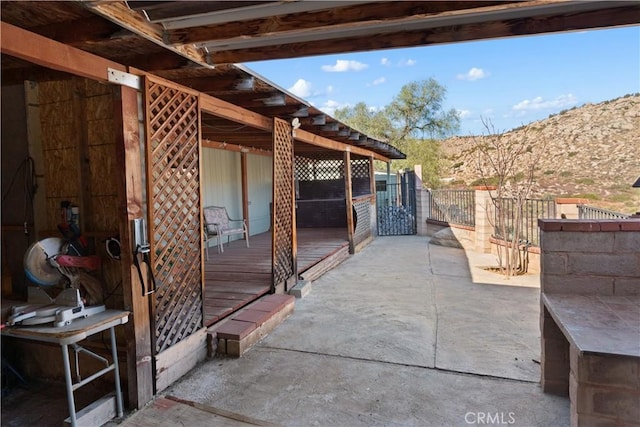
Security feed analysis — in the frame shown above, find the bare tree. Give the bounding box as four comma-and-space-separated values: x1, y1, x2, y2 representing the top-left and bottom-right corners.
469, 119, 545, 276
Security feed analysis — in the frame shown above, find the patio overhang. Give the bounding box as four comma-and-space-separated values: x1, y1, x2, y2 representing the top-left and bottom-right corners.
3, 1, 637, 162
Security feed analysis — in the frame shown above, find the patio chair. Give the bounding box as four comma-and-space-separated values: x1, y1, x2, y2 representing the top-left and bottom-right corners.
203, 206, 249, 259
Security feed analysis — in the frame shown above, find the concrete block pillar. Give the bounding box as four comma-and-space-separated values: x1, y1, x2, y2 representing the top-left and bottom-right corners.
474, 186, 496, 253
416, 189, 429, 236
555, 198, 588, 219
541, 305, 570, 396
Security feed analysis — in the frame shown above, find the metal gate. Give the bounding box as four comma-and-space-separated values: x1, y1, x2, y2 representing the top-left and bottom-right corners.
376, 171, 417, 235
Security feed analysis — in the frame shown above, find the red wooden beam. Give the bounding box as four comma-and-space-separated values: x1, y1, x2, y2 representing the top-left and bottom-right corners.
0, 22, 126, 82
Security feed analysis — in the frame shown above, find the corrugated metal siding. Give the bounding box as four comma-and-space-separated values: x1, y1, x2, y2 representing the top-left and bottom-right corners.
202, 148, 272, 238
247, 153, 272, 235
202, 148, 243, 240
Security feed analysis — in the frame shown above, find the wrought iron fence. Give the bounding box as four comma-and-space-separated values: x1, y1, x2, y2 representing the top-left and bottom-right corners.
428, 190, 475, 227
577, 204, 630, 219
377, 182, 417, 235
493, 198, 556, 246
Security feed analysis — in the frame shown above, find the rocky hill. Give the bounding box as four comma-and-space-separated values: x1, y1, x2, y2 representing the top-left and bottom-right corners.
441, 94, 640, 214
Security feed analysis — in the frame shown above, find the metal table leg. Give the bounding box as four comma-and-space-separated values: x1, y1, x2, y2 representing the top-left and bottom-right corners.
109, 326, 124, 417
61, 344, 77, 427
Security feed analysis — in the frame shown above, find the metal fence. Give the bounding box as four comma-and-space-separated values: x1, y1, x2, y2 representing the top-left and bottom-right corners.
428, 189, 475, 227
577, 204, 630, 219
377, 178, 417, 236
493, 198, 556, 246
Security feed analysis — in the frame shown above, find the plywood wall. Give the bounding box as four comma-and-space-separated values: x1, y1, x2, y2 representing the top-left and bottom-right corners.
37, 77, 123, 308
1, 84, 31, 296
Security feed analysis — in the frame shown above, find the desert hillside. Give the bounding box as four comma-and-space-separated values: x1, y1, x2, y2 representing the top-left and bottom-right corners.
441, 94, 640, 214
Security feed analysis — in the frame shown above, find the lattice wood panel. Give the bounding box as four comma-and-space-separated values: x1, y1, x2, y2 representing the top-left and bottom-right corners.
145, 76, 202, 354
351, 158, 370, 179
272, 118, 295, 288
353, 196, 373, 246
294, 154, 343, 181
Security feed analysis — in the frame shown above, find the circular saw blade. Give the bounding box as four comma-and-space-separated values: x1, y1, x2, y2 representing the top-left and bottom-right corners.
24, 237, 64, 286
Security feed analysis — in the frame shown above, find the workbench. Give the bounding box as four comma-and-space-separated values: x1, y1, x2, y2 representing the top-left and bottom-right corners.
2, 309, 129, 427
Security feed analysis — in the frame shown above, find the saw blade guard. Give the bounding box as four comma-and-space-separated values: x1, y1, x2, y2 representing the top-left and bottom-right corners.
23, 237, 65, 286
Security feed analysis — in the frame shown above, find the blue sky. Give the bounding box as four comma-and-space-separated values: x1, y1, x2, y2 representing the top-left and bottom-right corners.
244, 26, 639, 136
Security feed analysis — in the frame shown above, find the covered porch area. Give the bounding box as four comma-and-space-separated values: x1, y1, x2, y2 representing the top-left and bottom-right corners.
203, 228, 348, 326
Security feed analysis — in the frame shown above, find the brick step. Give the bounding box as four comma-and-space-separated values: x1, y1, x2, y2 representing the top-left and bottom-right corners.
207, 294, 295, 357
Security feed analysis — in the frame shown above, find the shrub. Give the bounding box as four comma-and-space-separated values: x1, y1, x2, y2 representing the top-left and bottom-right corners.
610, 194, 632, 203
470, 176, 499, 187
571, 193, 600, 200
576, 178, 595, 185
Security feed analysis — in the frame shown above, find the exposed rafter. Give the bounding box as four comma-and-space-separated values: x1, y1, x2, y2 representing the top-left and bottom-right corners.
83, 1, 639, 66
84, 1, 211, 67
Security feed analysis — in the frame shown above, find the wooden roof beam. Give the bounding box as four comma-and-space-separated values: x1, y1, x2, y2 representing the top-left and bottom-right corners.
166, 1, 509, 44
84, 1, 211, 67
172, 76, 256, 92
321, 122, 340, 132
21, 16, 132, 45
207, 4, 640, 63
199, 1, 616, 51
0, 21, 126, 82
199, 95, 273, 132
158, 1, 366, 30
293, 128, 389, 162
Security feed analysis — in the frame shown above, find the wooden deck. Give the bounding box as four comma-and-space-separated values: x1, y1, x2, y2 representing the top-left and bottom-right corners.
203, 227, 348, 326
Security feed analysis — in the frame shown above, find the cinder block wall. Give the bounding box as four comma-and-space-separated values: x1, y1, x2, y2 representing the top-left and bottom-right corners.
539, 220, 640, 295
539, 219, 640, 425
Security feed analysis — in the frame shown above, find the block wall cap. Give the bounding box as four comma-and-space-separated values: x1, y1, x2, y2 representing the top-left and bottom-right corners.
538, 219, 640, 232
555, 198, 589, 205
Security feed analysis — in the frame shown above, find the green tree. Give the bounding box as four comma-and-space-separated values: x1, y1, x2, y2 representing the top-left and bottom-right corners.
334, 102, 391, 141
334, 79, 459, 187
387, 78, 460, 144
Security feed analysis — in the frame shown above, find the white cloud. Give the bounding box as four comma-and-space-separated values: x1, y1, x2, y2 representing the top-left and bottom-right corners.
512, 93, 578, 111
321, 59, 369, 72
320, 99, 350, 115
457, 109, 472, 119
367, 77, 386, 86
457, 67, 489, 81
326, 85, 334, 94
288, 79, 313, 97
380, 57, 416, 67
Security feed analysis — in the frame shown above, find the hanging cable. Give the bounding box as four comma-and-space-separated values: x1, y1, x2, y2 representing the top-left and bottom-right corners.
2, 156, 37, 242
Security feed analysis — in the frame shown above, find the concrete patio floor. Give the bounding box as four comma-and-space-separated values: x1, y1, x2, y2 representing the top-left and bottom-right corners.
120, 235, 569, 426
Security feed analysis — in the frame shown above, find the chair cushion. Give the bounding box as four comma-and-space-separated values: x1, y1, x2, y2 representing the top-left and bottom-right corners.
204, 207, 228, 234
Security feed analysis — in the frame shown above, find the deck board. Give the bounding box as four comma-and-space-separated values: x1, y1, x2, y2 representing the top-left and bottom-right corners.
203, 227, 347, 327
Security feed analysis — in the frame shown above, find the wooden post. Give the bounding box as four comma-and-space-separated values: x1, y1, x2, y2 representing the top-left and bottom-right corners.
368, 156, 377, 237
113, 85, 154, 409
344, 151, 354, 254
241, 151, 250, 236
290, 146, 298, 285
368, 156, 376, 196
